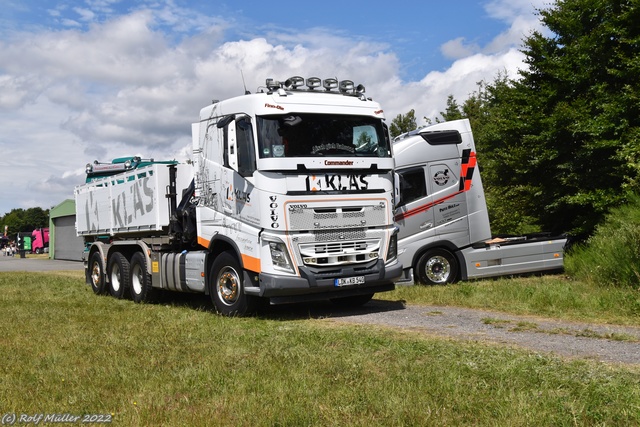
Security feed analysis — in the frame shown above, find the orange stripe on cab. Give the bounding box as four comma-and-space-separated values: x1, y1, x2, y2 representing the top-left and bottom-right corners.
242, 254, 261, 273
198, 236, 210, 248
198, 235, 261, 273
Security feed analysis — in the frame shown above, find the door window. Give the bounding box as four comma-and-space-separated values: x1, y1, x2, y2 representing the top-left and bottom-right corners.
399, 167, 427, 206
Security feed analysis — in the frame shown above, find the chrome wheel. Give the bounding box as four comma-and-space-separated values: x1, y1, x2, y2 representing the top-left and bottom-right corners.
416, 248, 458, 286
216, 266, 241, 306
425, 255, 451, 284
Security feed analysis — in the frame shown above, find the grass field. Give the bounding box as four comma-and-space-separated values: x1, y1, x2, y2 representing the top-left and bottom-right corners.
1, 271, 639, 426
389, 274, 640, 326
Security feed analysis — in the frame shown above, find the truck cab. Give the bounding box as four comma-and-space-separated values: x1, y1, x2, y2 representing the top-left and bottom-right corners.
31, 228, 49, 254
192, 77, 402, 310
393, 119, 566, 285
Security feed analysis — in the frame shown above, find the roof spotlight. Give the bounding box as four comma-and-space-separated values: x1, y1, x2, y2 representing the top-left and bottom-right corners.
306, 77, 321, 90
285, 76, 304, 89
265, 78, 280, 91
339, 80, 354, 94
356, 84, 366, 94
323, 78, 338, 91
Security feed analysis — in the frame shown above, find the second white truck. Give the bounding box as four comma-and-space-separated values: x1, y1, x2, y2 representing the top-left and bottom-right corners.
393, 119, 567, 285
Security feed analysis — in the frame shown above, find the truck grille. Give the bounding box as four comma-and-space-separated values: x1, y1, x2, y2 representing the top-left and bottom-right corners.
288, 203, 387, 231
299, 239, 380, 267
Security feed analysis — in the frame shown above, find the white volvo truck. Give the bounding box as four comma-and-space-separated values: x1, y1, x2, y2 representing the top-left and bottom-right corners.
393, 119, 566, 285
75, 76, 402, 315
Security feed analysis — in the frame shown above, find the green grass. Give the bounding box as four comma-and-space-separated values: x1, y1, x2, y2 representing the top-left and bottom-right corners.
389, 274, 640, 326
1, 272, 640, 426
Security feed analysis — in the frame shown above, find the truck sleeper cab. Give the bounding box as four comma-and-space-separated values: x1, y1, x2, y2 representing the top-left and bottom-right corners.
393, 119, 566, 285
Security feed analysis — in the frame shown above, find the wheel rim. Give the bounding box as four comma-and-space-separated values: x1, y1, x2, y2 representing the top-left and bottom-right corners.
425, 255, 450, 284
216, 266, 240, 306
111, 264, 121, 292
131, 263, 143, 295
91, 262, 101, 287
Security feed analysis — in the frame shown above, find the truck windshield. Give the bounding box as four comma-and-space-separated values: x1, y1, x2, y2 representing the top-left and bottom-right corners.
257, 114, 391, 158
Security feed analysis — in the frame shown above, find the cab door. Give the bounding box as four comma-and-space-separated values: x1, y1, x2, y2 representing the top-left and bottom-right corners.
429, 158, 469, 236
395, 165, 434, 242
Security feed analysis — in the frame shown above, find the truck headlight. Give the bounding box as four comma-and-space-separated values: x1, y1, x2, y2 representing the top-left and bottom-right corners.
386, 230, 398, 262
269, 240, 294, 273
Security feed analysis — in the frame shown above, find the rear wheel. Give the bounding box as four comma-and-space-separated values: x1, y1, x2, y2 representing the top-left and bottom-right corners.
108, 252, 130, 299
89, 251, 106, 295
130, 252, 157, 303
209, 251, 256, 316
415, 248, 458, 285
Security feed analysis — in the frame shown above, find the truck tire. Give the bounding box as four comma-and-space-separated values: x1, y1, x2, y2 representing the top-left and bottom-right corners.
108, 252, 130, 299
415, 248, 458, 285
89, 251, 107, 295
209, 251, 256, 316
130, 252, 157, 303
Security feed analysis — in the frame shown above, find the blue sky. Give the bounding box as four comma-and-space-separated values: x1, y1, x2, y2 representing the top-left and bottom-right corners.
0, 0, 548, 215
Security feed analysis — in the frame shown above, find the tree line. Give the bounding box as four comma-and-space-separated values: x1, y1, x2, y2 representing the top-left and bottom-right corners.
0, 207, 50, 238
390, 0, 640, 240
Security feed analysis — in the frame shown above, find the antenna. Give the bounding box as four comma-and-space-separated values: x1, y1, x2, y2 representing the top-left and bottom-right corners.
241, 70, 250, 95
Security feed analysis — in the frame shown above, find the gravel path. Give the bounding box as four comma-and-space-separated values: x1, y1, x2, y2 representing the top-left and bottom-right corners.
0, 256, 82, 272
321, 299, 640, 365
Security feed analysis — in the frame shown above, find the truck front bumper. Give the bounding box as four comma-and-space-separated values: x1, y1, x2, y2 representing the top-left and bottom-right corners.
255, 259, 402, 301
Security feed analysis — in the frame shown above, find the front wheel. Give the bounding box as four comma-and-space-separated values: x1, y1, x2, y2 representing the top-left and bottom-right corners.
108, 252, 130, 299
209, 251, 256, 316
415, 248, 459, 285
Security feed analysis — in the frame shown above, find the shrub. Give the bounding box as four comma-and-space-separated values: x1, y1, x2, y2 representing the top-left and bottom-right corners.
565, 194, 640, 288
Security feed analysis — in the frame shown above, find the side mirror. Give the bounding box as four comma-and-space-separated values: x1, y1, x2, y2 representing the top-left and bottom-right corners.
217, 115, 234, 129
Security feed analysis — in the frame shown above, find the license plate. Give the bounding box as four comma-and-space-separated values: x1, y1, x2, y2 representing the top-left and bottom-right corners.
334, 276, 365, 287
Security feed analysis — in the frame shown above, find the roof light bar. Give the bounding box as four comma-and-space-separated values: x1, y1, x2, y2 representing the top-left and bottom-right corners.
264, 76, 366, 95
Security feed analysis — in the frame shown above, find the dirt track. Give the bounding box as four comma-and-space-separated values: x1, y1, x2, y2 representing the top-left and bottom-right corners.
318, 299, 640, 365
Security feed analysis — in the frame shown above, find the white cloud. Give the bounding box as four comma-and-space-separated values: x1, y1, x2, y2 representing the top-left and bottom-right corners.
483, 0, 549, 51
73, 7, 96, 22
441, 37, 481, 60
485, 0, 548, 22
0, 2, 543, 215
438, 0, 547, 66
